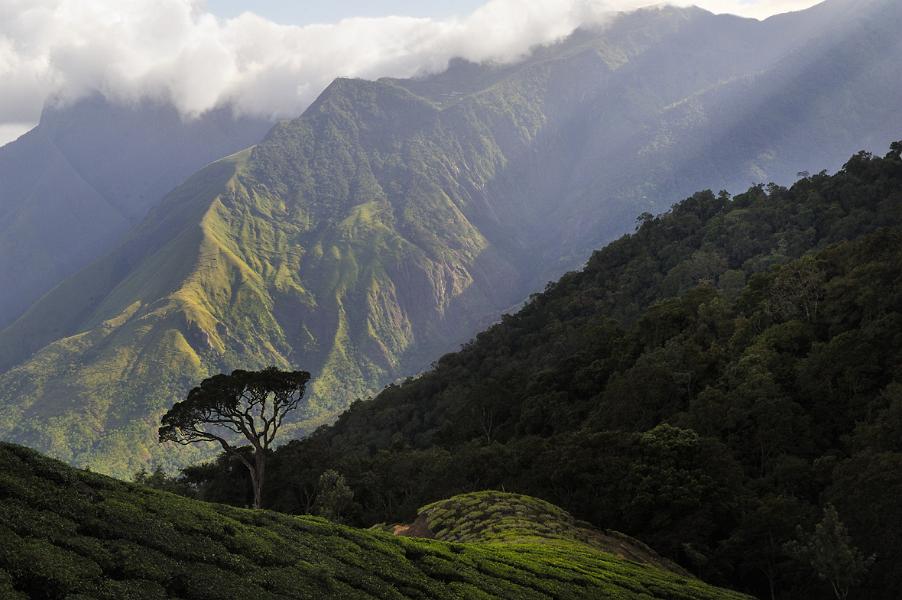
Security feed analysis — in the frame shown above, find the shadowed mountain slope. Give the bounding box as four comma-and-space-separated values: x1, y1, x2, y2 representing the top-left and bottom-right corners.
0, 96, 272, 329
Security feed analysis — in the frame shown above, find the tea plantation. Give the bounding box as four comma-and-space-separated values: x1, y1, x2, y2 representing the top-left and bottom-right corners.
0, 443, 749, 599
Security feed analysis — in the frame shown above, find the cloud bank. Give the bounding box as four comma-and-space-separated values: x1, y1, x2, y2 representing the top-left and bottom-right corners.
0, 0, 821, 144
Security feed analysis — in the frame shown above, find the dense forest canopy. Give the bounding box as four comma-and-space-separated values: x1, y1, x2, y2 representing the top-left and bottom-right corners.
165, 143, 902, 599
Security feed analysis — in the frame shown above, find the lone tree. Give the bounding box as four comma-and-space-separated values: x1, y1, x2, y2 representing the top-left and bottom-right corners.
159, 367, 310, 509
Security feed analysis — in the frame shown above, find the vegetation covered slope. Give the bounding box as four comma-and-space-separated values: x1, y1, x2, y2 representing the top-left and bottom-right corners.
2, 1, 902, 476
0, 95, 271, 329
192, 145, 902, 600
0, 443, 749, 600
399, 491, 689, 575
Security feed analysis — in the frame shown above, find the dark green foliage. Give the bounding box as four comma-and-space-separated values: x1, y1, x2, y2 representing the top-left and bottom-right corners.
194, 144, 902, 599
314, 470, 354, 523
160, 368, 311, 509
159, 368, 310, 450
133, 466, 198, 498
0, 443, 746, 600
827, 453, 902, 599
785, 505, 875, 600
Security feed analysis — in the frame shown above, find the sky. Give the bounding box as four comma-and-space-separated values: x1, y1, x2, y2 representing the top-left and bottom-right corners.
204, 0, 821, 24
204, 0, 489, 24
0, 0, 824, 146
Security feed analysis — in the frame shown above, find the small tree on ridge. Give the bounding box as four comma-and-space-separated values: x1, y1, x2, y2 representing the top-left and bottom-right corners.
159, 367, 310, 509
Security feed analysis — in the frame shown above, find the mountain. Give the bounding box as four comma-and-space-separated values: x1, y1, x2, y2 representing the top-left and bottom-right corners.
0, 443, 749, 600
217, 145, 901, 599
2, 0, 902, 476
0, 95, 272, 329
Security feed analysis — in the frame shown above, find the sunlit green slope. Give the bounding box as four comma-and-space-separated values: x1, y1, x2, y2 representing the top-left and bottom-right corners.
0, 443, 749, 600
0, 71, 538, 475
399, 490, 691, 576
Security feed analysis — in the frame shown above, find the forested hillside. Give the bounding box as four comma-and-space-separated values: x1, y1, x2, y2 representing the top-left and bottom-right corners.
1, 1, 901, 477
189, 144, 902, 599
0, 443, 749, 600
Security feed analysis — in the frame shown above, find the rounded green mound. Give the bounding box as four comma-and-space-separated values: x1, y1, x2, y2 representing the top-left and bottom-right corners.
419, 491, 586, 544
414, 491, 688, 574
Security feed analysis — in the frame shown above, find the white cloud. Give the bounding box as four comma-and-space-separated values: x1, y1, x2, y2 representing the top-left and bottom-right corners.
693, 0, 821, 18
0, 0, 822, 145
0, 122, 31, 145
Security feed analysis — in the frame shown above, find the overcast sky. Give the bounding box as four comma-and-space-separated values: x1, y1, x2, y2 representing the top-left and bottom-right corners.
0, 0, 824, 146
204, 0, 820, 23
204, 1, 488, 23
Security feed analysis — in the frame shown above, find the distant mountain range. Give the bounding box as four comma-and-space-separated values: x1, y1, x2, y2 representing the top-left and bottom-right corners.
0, 0, 900, 476
0, 96, 272, 329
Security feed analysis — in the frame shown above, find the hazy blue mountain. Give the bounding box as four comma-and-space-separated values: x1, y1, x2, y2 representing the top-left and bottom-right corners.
0, 96, 272, 328
0, 0, 899, 475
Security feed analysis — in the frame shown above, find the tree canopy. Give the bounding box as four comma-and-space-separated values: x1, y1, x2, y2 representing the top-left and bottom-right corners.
159, 367, 310, 508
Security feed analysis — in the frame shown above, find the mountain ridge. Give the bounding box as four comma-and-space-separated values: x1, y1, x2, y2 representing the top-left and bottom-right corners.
2, 1, 901, 475
0, 95, 272, 329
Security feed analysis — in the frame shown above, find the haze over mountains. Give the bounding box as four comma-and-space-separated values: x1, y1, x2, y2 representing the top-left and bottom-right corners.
0, 0, 900, 475
0, 98, 271, 328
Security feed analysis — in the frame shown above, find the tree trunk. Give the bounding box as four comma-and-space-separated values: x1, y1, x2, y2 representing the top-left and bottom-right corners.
251, 451, 266, 509
238, 452, 265, 509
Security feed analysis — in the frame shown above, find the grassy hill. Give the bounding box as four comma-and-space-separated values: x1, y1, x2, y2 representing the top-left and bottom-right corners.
396, 490, 690, 575
0, 443, 749, 600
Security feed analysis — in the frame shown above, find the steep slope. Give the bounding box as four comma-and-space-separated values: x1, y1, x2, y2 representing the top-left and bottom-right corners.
0, 81, 534, 474
2, 1, 902, 476
237, 145, 902, 599
653, 0, 902, 195
0, 95, 271, 328
0, 443, 749, 600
